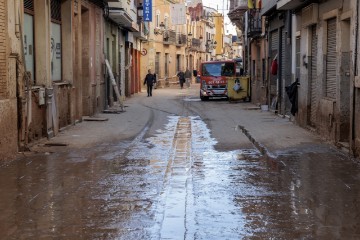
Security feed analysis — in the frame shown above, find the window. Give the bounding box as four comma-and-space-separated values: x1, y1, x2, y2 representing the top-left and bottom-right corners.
202, 62, 235, 77
165, 53, 169, 76
24, 0, 34, 83
156, 13, 160, 27
155, 52, 160, 77
24, 13, 34, 82
164, 16, 168, 29
51, 0, 62, 81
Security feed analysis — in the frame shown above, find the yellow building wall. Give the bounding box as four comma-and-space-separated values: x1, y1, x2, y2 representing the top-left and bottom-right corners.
214, 13, 224, 57
140, 0, 187, 87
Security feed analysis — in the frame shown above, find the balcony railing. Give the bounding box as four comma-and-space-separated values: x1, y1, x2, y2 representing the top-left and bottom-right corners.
246, 9, 261, 37
176, 33, 187, 46
163, 30, 176, 44
192, 38, 201, 47
189, 38, 201, 51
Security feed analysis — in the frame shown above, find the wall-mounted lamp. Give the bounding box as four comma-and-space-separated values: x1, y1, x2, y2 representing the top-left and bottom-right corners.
213, 40, 217, 49
137, 3, 143, 23
154, 22, 166, 35
205, 39, 217, 53
187, 32, 193, 46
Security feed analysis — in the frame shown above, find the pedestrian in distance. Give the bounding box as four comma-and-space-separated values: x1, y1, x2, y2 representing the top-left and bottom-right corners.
144, 69, 155, 97
184, 68, 192, 88
177, 69, 185, 89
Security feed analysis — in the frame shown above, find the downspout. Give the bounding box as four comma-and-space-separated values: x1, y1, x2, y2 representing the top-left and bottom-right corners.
352, 0, 359, 156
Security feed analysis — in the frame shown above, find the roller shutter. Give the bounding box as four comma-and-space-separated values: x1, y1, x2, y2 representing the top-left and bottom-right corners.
326, 18, 337, 99
271, 30, 278, 50
270, 30, 278, 96
310, 25, 318, 126
281, 28, 286, 85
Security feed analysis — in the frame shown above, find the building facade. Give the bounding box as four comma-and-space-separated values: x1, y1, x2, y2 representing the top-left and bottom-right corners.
229, 0, 360, 157
0, 0, 21, 159
0, 0, 146, 160
0, 0, 226, 159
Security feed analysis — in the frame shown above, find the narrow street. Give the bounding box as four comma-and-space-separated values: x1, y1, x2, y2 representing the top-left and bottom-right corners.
1, 85, 359, 239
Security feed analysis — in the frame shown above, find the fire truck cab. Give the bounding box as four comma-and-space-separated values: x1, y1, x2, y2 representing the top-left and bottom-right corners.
199, 60, 236, 101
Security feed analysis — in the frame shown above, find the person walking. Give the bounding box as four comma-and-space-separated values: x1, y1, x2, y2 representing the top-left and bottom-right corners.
184, 68, 192, 88
177, 69, 185, 89
144, 69, 155, 97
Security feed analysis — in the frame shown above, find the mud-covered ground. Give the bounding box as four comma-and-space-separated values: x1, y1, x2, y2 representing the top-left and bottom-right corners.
1, 86, 359, 239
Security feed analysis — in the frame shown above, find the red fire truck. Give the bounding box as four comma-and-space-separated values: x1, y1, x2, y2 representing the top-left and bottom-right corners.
199, 60, 236, 101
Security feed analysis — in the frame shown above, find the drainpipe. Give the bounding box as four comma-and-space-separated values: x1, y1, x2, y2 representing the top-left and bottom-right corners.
352, 0, 359, 156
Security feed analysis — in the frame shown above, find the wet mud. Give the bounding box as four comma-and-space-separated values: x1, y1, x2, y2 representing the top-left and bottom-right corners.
0, 116, 359, 239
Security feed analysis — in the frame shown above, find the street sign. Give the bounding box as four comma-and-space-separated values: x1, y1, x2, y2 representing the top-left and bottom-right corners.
143, 0, 152, 22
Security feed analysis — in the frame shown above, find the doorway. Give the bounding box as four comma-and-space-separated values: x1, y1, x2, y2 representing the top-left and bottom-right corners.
81, 7, 90, 116
339, 19, 351, 143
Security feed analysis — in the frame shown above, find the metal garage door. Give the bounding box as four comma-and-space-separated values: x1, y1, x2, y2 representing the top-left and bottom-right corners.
326, 18, 337, 99
271, 30, 278, 52
270, 30, 278, 97
281, 27, 286, 86
310, 25, 318, 126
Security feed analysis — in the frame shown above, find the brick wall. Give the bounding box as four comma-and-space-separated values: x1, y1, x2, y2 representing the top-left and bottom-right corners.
0, 0, 8, 99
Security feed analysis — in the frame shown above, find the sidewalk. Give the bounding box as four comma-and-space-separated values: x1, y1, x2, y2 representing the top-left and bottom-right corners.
29, 96, 152, 153
29, 87, 346, 159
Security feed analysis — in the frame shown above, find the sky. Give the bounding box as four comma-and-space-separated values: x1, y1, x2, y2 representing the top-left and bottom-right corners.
201, 0, 237, 35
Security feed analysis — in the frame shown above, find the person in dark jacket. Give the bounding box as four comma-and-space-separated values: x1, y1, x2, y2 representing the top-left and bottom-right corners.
184, 68, 192, 88
144, 69, 155, 97
285, 79, 299, 116
177, 69, 185, 89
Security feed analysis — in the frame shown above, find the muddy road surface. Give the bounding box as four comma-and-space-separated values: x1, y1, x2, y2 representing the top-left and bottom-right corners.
1, 86, 359, 239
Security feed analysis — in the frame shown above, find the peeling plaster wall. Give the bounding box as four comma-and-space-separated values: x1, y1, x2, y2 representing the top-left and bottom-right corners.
0, 101, 17, 160
27, 94, 46, 142
250, 40, 267, 105
0, 0, 19, 160
55, 85, 71, 129
295, 0, 354, 147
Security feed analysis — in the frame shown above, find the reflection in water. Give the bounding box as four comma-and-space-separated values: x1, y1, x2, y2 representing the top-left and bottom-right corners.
0, 117, 360, 239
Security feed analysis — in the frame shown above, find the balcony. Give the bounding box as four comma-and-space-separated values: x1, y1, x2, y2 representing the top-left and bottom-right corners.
176, 33, 187, 46
246, 9, 262, 37
163, 30, 176, 45
108, 1, 139, 32
260, 0, 277, 16
189, 38, 201, 51
133, 22, 148, 40
277, 0, 314, 10
228, 0, 248, 31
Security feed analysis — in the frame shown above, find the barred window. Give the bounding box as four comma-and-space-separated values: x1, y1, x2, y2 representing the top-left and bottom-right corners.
24, 0, 34, 13
51, 0, 61, 22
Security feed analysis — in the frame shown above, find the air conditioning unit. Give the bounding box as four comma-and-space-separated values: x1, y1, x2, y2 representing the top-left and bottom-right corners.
302, 3, 318, 28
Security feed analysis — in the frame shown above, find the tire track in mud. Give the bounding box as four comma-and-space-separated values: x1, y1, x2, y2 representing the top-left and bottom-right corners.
122, 108, 155, 157
159, 117, 192, 239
